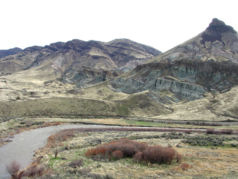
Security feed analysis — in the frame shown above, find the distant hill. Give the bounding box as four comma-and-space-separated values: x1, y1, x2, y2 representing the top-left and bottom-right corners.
0, 39, 160, 86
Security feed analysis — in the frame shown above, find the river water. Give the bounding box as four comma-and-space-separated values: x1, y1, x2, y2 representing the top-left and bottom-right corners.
0, 124, 107, 179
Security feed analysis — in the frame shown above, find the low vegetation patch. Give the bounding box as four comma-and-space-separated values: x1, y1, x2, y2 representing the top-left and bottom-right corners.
6, 160, 45, 179
206, 128, 233, 135
85, 138, 181, 165
183, 135, 238, 147
47, 129, 76, 147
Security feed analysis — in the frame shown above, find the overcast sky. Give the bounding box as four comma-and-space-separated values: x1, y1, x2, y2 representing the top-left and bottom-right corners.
0, 0, 237, 52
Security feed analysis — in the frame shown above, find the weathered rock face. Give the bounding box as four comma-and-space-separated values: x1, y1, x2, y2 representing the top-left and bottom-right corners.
111, 18, 238, 102
111, 60, 238, 101
63, 66, 119, 87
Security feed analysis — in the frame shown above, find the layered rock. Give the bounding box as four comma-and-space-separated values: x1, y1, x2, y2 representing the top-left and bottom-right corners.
111, 19, 238, 102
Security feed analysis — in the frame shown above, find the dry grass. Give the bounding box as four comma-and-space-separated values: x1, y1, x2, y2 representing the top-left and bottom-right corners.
32, 130, 238, 179
46, 129, 76, 147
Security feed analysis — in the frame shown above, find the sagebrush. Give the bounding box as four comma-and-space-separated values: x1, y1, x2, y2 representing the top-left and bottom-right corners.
85, 138, 181, 165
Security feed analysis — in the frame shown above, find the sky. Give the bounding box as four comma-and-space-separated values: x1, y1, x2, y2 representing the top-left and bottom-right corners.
0, 0, 237, 52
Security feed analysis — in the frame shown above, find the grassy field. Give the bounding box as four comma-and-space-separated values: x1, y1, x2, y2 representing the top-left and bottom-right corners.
29, 130, 238, 179
2, 116, 238, 179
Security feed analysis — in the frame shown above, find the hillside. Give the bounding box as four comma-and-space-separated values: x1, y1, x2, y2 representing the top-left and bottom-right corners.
111, 19, 238, 102
0, 39, 160, 79
0, 47, 22, 58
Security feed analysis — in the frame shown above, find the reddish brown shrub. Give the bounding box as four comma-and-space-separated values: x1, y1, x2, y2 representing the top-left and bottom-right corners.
107, 138, 148, 157
47, 129, 76, 147
180, 163, 190, 170
85, 146, 107, 157
6, 161, 20, 179
142, 145, 180, 164
133, 152, 143, 162
85, 138, 182, 165
111, 150, 123, 160
22, 164, 44, 177
85, 139, 146, 158
108, 143, 136, 157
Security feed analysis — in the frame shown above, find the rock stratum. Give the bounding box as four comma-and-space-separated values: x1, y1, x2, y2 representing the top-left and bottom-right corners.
112, 19, 238, 102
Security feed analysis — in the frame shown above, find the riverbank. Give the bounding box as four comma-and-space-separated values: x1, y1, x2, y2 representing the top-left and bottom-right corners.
2, 117, 238, 147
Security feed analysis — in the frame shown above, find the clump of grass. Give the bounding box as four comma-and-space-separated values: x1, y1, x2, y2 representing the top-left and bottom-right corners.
68, 159, 83, 168
85, 138, 181, 165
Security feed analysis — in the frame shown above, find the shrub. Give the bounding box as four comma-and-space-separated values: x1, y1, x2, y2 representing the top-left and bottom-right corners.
180, 163, 191, 171
22, 164, 44, 177
86, 139, 147, 158
111, 150, 123, 160
133, 152, 143, 162
6, 161, 20, 179
47, 129, 76, 147
69, 159, 83, 168
6, 161, 44, 179
206, 128, 233, 135
142, 146, 178, 164
206, 128, 215, 134
85, 146, 106, 157
85, 139, 181, 165
220, 129, 233, 135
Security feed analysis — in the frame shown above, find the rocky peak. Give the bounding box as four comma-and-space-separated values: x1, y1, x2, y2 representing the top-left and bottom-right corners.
207, 18, 235, 33
201, 18, 236, 44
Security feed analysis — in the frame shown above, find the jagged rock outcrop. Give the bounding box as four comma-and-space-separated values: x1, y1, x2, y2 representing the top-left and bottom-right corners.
63, 66, 119, 87
201, 18, 236, 44
157, 18, 238, 64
